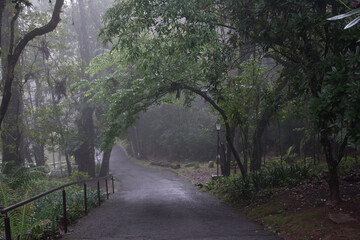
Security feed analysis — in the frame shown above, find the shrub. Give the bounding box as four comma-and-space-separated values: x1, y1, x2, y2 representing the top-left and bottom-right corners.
68, 171, 91, 182
207, 165, 310, 203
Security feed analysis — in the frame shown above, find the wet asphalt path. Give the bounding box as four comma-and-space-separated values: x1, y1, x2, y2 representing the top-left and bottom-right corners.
64, 145, 279, 240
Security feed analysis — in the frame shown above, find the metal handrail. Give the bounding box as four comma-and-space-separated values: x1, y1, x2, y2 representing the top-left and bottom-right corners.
1, 174, 115, 240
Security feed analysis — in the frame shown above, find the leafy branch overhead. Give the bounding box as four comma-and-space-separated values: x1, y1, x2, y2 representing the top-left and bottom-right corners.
96, 0, 360, 204
0, 0, 65, 129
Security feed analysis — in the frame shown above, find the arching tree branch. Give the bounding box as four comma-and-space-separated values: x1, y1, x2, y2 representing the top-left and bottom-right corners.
0, 0, 64, 129
178, 83, 247, 178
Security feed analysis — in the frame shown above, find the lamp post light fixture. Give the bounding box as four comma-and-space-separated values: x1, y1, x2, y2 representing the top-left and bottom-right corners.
215, 120, 221, 176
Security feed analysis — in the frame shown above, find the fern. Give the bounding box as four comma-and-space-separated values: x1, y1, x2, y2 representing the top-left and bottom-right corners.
19, 190, 29, 238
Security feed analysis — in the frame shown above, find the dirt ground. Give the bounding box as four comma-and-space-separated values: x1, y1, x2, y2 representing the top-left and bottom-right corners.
242, 181, 360, 239
245, 170, 360, 240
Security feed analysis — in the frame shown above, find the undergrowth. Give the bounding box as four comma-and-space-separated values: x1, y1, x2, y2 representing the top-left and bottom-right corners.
0, 166, 105, 240
206, 165, 310, 203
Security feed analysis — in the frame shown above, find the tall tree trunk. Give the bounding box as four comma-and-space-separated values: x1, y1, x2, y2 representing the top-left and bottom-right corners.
74, 107, 95, 177
129, 126, 139, 158
251, 115, 268, 171
0, 3, 23, 172
99, 149, 112, 177
33, 143, 45, 166
1, 78, 24, 172
73, 0, 95, 177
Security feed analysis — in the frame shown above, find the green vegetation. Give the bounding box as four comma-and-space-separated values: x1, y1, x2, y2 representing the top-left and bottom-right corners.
0, 1, 359, 239
0, 166, 104, 239
207, 165, 310, 202
94, 0, 360, 203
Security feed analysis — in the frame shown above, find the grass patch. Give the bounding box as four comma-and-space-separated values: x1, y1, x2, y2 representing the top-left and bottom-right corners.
263, 209, 322, 230
245, 199, 285, 219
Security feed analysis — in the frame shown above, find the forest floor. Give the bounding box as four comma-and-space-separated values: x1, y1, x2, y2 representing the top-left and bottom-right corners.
135, 158, 360, 240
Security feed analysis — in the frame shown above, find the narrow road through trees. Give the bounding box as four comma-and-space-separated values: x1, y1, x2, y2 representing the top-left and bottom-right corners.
64, 145, 278, 240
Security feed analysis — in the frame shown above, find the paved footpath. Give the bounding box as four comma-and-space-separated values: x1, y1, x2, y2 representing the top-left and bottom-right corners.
64, 145, 279, 240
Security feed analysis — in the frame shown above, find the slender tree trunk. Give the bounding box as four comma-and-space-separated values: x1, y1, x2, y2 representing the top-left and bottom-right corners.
220, 143, 226, 175
277, 117, 283, 164
250, 75, 288, 171
24, 71, 45, 166
251, 112, 271, 171
179, 84, 247, 178
64, 153, 72, 176
312, 131, 316, 165
23, 137, 32, 163
32, 78, 46, 166
320, 133, 344, 203
224, 125, 236, 176
128, 127, 137, 157
240, 126, 249, 176
0, 0, 5, 48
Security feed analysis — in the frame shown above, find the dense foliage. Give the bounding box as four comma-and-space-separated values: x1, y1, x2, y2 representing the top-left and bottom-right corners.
207, 165, 310, 202
0, 2, 359, 231
0, 167, 103, 239
96, 0, 360, 202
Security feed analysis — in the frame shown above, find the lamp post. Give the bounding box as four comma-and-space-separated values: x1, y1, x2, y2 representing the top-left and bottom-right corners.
215, 120, 221, 176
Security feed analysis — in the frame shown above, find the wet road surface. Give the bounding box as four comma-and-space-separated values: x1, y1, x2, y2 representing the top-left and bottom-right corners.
64, 145, 279, 240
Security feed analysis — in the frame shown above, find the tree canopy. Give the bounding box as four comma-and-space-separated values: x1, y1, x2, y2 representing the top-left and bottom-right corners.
94, 0, 360, 202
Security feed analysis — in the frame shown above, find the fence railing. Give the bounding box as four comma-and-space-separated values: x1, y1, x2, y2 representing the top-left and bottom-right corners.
0, 175, 115, 240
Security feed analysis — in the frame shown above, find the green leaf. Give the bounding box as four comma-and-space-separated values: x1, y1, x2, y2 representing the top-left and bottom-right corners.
345, 15, 360, 29
327, 8, 360, 20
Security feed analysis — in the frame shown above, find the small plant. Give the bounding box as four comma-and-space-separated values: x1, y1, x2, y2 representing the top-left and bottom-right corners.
4, 165, 47, 189
338, 156, 358, 173
68, 171, 91, 182
193, 162, 200, 169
